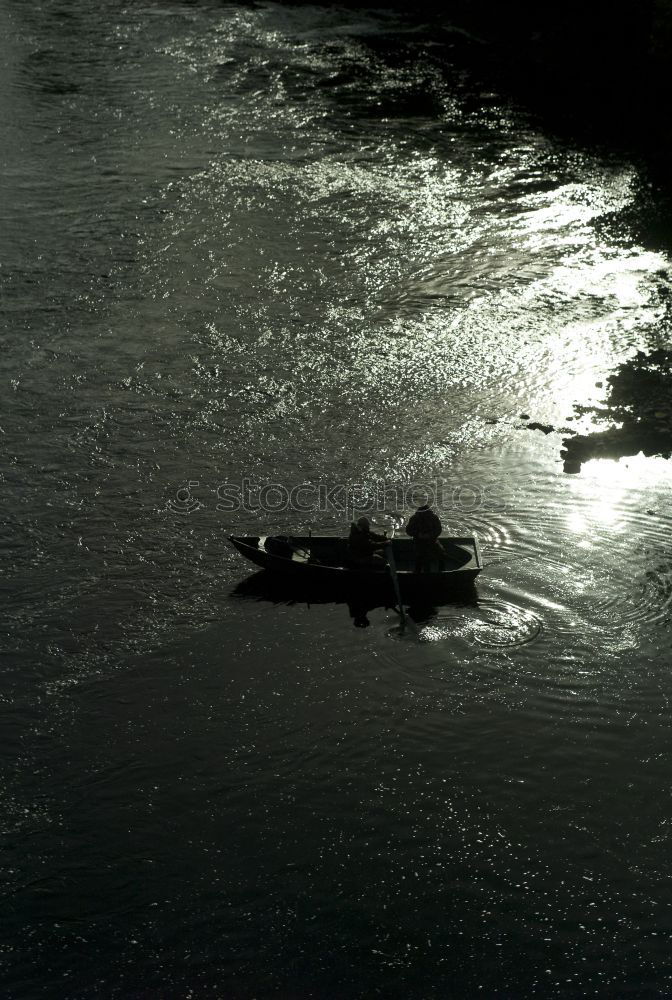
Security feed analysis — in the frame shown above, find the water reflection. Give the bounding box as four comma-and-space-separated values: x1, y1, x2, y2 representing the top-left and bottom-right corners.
232, 570, 544, 651
566, 453, 672, 534
232, 569, 483, 629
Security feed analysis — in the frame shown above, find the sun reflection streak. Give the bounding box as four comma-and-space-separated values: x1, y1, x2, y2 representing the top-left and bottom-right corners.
542, 250, 670, 307
566, 455, 672, 535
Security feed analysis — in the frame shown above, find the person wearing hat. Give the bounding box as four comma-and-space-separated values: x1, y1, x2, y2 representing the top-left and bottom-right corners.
405, 502, 446, 573
347, 516, 387, 567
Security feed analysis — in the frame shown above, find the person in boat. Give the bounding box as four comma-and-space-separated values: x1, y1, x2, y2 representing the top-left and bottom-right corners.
347, 516, 387, 567
405, 502, 446, 573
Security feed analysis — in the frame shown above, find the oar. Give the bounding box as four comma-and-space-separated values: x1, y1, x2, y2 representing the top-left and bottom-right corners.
385, 540, 407, 632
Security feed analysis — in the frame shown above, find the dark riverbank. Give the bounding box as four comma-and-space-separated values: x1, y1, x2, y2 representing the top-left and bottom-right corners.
285, 0, 672, 170
455, 0, 672, 171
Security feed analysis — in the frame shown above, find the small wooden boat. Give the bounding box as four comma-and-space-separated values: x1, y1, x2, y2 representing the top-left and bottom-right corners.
228, 534, 482, 595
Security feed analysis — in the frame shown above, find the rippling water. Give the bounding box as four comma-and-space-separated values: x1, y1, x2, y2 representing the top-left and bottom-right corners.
3, 1, 672, 996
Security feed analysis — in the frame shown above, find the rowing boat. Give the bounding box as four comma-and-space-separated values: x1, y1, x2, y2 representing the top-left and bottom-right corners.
228, 534, 482, 594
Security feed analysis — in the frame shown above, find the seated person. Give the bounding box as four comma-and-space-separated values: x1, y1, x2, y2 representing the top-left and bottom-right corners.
405, 503, 446, 573
347, 516, 387, 567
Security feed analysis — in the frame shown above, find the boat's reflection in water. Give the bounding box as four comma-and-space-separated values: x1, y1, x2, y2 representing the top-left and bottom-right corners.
231, 570, 479, 631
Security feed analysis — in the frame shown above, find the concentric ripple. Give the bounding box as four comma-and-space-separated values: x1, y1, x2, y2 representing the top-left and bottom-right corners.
387, 600, 542, 649
468, 598, 543, 648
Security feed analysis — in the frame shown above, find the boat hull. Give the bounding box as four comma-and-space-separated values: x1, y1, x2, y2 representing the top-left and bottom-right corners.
228, 534, 482, 596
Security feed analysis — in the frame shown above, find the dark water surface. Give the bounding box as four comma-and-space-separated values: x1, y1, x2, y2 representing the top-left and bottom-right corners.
3, 1, 672, 996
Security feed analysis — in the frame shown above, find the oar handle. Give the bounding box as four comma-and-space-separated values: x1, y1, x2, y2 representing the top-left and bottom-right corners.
385, 540, 406, 631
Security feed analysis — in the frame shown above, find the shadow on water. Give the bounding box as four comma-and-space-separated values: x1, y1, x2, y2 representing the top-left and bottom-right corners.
231, 570, 479, 631
561, 347, 672, 471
